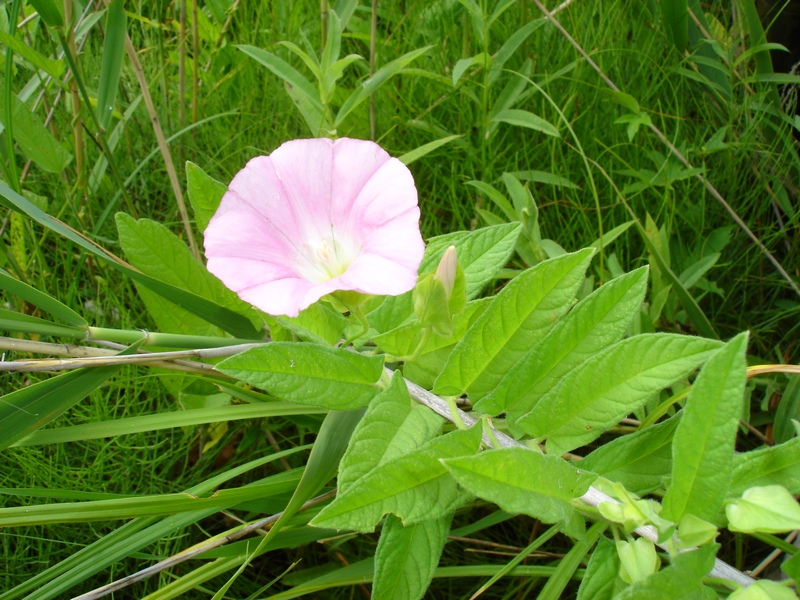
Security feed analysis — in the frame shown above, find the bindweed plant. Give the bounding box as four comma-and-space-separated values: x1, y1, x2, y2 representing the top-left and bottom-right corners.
1, 137, 800, 600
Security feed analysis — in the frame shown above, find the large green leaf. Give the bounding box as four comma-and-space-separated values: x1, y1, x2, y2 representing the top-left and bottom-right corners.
186, 161, 228, 234
372, 513, 452, 600
662, 332, 747, 523
116, 213, 262, 335
217, 343, 384, 409
478, 265, 648, 419
310, 425, 481, 532
442, 447, 593, 537
518, 334, 722, 456
367, 223, 520, 334
434, 249, 594, 399
0, 182, 260, 338
729, 435, 800, 497
580, 414, 680, 495
576, 536, 622, 600
0, 81, 71, 173
337, 372, 443, 492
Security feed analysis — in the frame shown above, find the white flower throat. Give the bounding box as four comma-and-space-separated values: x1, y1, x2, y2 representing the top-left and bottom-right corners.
300, 233, 358, 283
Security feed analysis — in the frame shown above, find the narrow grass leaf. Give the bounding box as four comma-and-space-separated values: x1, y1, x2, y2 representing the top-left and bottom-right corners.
491, 109, 560, 138
0, 182, 260, 338
0, 341, 143, 450
186, 161, 227, 233
488, 18, 543, 85
434, 249, 594, 399
372, 513, 452, 600
237, 46, 324, 113
580, 413, 680, 496
337, 372, 443, 492
335, 46, 433, 127
0, 472, 302, 526
0, 308, 83, 338
466, 180, 517, 221
0, 81, 71, 173
442, 447, 593, 537
398, 135, 463, 166
576, 535, 621, 600
662, 332, 747, 523
479, 265, 647, 418
518, 334, 722, 456
310, 425, 481, 532
660, 0, 688, 52
0, 449, 307, 600
537, 522, 606, 600
0, 267, 87, 326
729, 434, 800, 497
13, 402, 326, 447
96, 0, 126, 130
217, 343, 384, 409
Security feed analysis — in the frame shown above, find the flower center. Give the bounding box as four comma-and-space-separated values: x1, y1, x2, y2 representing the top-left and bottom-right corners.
298, 233, 358, 283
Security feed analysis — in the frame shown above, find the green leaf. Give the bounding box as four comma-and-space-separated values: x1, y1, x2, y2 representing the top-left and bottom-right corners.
310, 425, 481, 532
397, 135, 463, 166
373, 514, 452, 600
728, 580, 800, 600
0, 363, 123, 451
442, 447, 594, 538
0, 182, 260, 339
1, 449, 304, 600
217, 343, 384, 409
367, 223, 520, 336
337, 372, 443, 493
487, 19, 543, 85
452, 52, 491, 86
537, 522, 606, 600
616, 538, 659, 584
96, 0, 126, 130
466, 180, 517, 222
774, 375, 800, 445
613, 545, 718, 600
518, 334, 722, 456
273, 301, 348, 346
491, 109, 560, 138
421, 223, 522, 300
374, 298, 490, 358
479, 265, 648, 419
661, 0, 689, 52
580, 414, 679, 495
27, 0, 64, 27
576, 536, 622, 600
0, 81, 72, 173
0, 29, 63, 79
335, 45, 433, 127
730, 435, 800, 497
0, 267, 87, 326
13, 402, 326, 447
726, 485, 800, 533
186, 161, 228, 233
0, 471, 302, 526
662, 332, 747, 523
434, 249, 594, 399
237, 46, 324, 114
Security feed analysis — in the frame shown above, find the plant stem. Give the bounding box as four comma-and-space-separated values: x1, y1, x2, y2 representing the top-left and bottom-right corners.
2, 0, 22, 193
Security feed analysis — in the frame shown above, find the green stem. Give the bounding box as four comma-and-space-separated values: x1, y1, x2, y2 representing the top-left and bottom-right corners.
2, 0, 22, 193
446, 396, 467, 429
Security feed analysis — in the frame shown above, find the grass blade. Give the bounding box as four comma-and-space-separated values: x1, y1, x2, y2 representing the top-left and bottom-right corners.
96, 0, 127, 130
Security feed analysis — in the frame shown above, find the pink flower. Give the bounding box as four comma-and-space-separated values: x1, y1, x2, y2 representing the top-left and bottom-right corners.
203, 138, 425, 317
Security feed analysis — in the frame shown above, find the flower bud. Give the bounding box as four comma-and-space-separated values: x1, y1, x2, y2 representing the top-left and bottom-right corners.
435, 246, 457, 300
